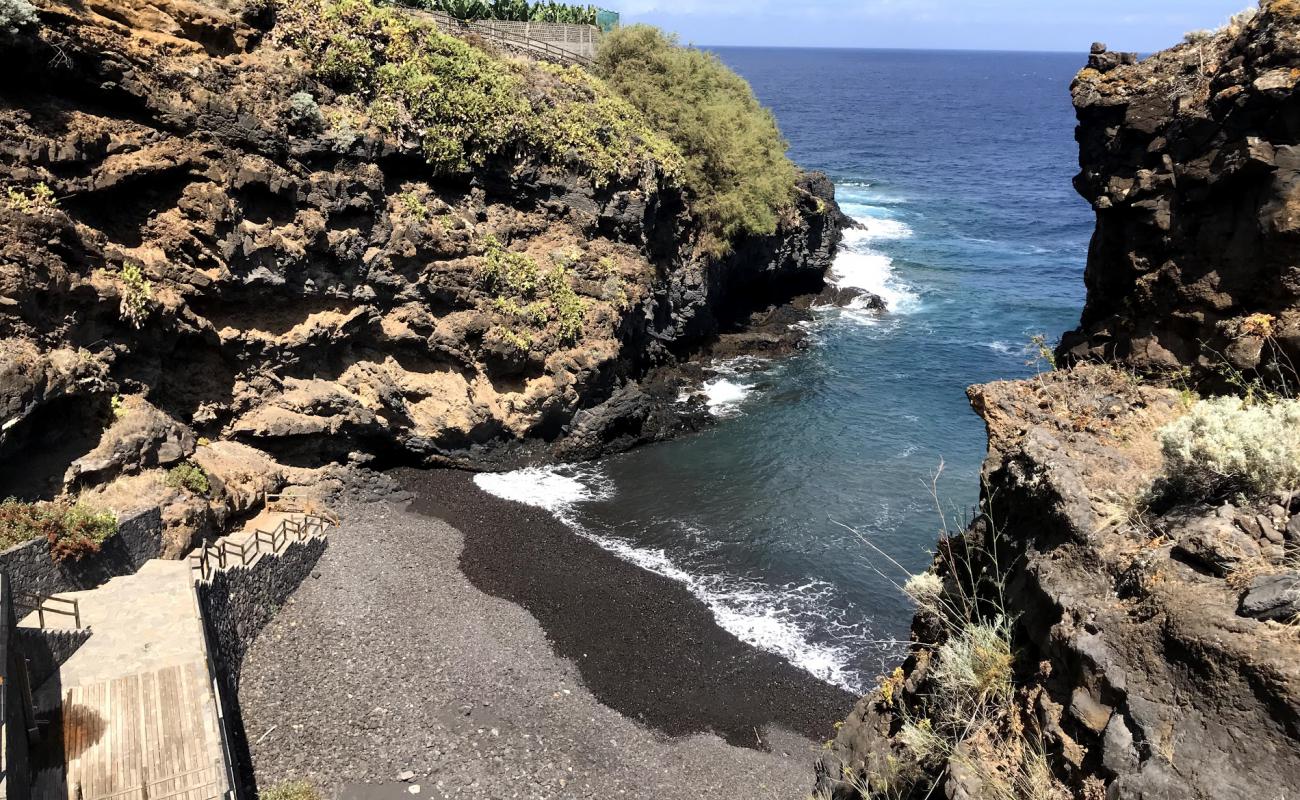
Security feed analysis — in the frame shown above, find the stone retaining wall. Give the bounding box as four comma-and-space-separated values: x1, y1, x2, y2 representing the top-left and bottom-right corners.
0, 507, 162, 600
15, 628, 92, 691
195, 536, 328, 797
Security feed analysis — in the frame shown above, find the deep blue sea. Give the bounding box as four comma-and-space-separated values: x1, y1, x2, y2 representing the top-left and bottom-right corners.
478, 49, 1092, 692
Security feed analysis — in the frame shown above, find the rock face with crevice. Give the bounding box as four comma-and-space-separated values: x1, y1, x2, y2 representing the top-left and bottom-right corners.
819, 8, 1300, 799
0, 0, 844, 502
1058, 6, 1300, 381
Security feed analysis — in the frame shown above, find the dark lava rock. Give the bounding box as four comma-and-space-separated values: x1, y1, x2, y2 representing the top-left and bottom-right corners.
1239, 572, 1300, 621
815, 284, 887, 310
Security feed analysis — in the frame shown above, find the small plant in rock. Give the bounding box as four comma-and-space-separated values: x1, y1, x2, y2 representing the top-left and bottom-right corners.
1158, 395, 1300, 498
398, 190, 429, 220
5, 182, 58, 213
476, 235, 540, 297
117, 262, 154, 329
110, 394, 128, 420
166, 461, 211, 496
0, 0, 38, 36
286, 91, 326, 133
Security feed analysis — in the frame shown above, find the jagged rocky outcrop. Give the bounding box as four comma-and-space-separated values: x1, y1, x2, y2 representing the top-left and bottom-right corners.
0, 0, 845, 501
1058, 5, 1300, 381
820, 7, 1300, 799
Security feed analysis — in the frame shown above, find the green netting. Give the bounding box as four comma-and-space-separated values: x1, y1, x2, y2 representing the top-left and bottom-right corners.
596, 8, 619, 32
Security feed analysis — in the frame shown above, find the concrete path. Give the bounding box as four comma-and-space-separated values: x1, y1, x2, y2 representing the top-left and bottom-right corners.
25, 561, 230, 800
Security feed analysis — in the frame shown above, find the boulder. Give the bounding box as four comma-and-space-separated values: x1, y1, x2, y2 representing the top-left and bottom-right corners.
64, 398, 195, 488
1173, 517, 1261, 575
1239, 572, 1300, 621
816, 284, 887, 310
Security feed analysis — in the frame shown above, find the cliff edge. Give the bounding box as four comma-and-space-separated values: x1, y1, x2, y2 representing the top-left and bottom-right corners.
1059, 3, 1300, 383
819, 6, 1300, 799
0, 1, 844, 529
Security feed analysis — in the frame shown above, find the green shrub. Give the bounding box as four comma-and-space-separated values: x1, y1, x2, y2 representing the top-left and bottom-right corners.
595, 25, 797, 251
276, 0, 677, 183
545, 266, 584, 343
166, 461, 211, 495
1158, 396, 1300, 497
0, 499, 119, 562
477, 235, 540, 296
260, 781, 322, 800
0, 498, 55, 551
117, 262, 154, 329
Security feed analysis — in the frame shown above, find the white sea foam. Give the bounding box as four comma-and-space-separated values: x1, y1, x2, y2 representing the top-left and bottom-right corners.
830, 250, 921, 314
700, 377, 752, 415
473, 464, 611, 518
847, 217, 914, 243
474, 464, 870, 692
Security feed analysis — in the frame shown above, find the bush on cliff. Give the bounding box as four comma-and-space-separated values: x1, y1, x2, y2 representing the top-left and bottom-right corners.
274, 0, 679, 182
595, 25, 797, 252
1158, 396, 1300, 497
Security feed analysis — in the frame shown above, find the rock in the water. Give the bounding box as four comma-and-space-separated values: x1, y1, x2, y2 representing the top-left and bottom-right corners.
1239, 572, 1300, 621
815, 284, 887, 310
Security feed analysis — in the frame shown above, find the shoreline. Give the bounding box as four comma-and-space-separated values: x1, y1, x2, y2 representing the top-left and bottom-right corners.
400, 468, 856, 747
238, 484, 850, 798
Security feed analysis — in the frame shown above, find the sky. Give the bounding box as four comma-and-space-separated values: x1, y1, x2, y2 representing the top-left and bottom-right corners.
619, 0, 1257, 52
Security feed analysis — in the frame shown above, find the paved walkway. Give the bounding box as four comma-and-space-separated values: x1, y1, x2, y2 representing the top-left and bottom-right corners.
25, 562, 229, 800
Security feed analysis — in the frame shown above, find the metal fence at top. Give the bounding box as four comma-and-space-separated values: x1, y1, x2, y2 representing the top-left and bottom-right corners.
596, 8, 619, 33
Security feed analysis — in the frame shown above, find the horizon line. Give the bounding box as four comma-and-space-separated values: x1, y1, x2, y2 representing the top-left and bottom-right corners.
690, 42, 1123, 56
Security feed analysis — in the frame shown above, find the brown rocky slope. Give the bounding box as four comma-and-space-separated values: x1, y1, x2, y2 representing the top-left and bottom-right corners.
818, 6, 1300, 799
0, 0, 846, 518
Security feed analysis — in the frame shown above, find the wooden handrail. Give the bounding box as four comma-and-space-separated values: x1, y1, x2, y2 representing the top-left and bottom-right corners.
15, 591, 82, 629
191, 513, 333, 583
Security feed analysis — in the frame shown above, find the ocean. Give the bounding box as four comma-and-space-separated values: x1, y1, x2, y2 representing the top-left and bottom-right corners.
476, 48, 1092, 692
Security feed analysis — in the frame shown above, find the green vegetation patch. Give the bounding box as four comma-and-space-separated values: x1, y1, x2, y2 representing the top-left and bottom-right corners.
476, 236, 586, 346
275, 0, 677, 183
260, 781, 322, 800
595, 25, 798, 251
0, 498, 119, 562
166, 461, 212, 496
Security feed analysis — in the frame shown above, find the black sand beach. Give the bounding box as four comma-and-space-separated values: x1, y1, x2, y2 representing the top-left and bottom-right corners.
239, 470, 859, 798
403, 468, 857, 747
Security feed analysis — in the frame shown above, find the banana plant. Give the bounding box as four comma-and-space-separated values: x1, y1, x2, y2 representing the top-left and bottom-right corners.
436, 0, 490, 19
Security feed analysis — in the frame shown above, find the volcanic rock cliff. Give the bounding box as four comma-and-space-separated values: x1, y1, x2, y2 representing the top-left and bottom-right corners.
819, 6, 1300, 800
1059, 4, 1300, 382
0, 0, 844, 520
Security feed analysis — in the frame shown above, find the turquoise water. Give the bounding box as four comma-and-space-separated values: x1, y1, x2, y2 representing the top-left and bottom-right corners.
477, 49, 1092, 691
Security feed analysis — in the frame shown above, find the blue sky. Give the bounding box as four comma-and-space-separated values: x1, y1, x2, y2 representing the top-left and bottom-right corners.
620, 1, 1256, 52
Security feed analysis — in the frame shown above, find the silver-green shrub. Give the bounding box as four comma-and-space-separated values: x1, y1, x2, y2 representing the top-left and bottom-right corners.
0, 0, 38, 35
1158, 396, 1300, 496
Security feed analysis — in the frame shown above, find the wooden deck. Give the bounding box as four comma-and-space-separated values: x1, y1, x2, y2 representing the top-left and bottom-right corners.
61, 661, 225, 800
24, 560, 233, 800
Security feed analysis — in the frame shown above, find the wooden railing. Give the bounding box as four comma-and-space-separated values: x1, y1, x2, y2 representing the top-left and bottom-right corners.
14, 590, 82, 629
190, 513, 332, 583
